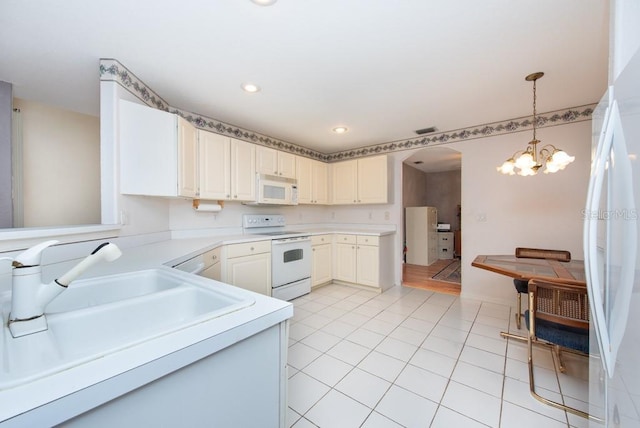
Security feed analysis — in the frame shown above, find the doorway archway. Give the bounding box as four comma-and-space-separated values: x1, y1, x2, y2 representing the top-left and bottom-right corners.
401, 146, 462, 294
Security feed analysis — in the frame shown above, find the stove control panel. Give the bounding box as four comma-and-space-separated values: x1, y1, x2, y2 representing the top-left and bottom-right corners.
243, 214, 286, 229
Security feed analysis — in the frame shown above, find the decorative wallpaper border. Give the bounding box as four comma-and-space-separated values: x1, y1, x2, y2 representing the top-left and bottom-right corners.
99, 59, 170, 112
325, 105, 595, 161
99, 59, 327, 162
100, 59, 594, 163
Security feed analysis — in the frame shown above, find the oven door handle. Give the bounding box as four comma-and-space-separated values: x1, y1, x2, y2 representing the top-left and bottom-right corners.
272, 236, 311, 245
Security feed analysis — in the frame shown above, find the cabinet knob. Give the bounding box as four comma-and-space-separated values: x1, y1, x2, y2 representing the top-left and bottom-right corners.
234, 195, 238, 198
227, 194, 230, 198
353, 200, 356, 203
250, 247, 254, 251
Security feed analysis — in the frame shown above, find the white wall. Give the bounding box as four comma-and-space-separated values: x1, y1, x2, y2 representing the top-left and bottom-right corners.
414, 121, 591, 304
14, 98, 101, 227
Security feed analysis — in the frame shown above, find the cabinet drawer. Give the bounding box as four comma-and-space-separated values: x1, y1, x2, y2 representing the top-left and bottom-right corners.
203, 246, 222, 266
357, 235, 379, 246
438, 232, 454, 244
335, 234, 357, 244
311, 234, 332, 246
226, 240, 271, 258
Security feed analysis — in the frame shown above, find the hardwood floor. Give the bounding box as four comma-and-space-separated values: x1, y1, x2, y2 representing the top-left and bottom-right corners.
402, 260, 461, 296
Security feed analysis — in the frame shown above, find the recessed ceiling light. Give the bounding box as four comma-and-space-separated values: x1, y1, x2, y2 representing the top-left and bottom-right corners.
333, 126, 348, 134
251, 0, 277, 5
241, 83, 261, 93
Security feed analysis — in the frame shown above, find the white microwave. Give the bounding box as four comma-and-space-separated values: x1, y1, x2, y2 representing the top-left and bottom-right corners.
245, 174, 298, 206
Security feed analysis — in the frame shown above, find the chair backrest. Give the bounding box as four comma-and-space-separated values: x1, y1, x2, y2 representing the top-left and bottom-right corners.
515, 247, 571, 262
528, 279, 589, 329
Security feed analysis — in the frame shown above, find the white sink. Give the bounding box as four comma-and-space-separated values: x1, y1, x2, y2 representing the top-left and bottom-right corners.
0, 268, 255, 390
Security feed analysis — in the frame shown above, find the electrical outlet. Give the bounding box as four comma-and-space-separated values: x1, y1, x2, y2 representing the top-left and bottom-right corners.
331, 212, 335, 220
120, 210, 129, 225
368, 212, 373, 220
384, 211, 390, 221
476, 213, 487, 222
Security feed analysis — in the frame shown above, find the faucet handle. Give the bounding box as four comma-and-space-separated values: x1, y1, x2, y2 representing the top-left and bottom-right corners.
14, 240, 59, 267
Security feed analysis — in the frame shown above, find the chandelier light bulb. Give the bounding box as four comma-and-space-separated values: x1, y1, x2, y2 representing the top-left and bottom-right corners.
497, 71, 574, 176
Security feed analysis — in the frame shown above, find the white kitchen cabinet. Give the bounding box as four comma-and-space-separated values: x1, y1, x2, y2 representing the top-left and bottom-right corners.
333, 235, 357, 283
331, 155, 387, 204
296, 157, 328, 204
198, 130, 256, 201
405, 206, 438, 266
332, 234, 393, 290
355, 235, 380, 287
256, 146, 296, 179
311, 235, 332, 288
437, 232, 454, 260
222, 241, 271, 296
120, 99, 197, 198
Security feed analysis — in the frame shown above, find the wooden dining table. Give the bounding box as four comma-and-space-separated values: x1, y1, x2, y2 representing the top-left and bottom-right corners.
471, 254, 586, 286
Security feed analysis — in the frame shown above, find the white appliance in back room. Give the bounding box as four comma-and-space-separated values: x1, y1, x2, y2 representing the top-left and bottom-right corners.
584, 46, 640, 425
405, 206, 438, 266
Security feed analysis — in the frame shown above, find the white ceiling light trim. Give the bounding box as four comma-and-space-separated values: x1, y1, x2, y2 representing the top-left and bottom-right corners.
251, 0, 277, 6
332, 126, 348, 134
241, 82, 261, 93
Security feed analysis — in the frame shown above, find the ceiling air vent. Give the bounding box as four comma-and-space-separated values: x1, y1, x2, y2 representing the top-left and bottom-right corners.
415, 126, 437, 135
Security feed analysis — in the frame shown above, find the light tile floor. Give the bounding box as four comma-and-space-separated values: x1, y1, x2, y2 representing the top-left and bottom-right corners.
287, 284, 589, 428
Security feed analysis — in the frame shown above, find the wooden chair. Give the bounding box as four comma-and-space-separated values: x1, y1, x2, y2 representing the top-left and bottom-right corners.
513, 247, 571, 329
525, 279, 597, 420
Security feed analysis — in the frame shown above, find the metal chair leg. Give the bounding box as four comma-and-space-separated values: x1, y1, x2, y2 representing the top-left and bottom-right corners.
526, 295, 601, 421
515, 292, 522, 329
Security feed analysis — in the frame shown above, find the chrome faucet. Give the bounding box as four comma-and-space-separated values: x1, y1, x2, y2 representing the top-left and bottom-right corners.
8, 240, 122, 338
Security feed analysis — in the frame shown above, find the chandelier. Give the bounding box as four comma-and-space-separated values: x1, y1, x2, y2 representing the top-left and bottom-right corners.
497, 72, 575, 176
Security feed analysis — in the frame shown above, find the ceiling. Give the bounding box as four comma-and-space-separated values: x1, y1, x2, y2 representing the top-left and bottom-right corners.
1, 1, 609, 158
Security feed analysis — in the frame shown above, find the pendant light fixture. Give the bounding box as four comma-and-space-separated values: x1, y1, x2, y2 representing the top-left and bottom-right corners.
497, 72, 575, 176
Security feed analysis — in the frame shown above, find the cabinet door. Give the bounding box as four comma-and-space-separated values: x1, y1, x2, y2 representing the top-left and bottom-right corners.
256, 146, 278, 176
177, 117, 198, 198
296, 156, 313, 204
230, 138, 256, 201
198, 130, 231, 199
278, 152, 297, 179
333, 243, 357, 283
312, 243, 332, 287
356, 244, 379, 287
312, 161, 328, 204
357, 155, 387, 204
331, 159, 358, 204
226, 253, 271, 296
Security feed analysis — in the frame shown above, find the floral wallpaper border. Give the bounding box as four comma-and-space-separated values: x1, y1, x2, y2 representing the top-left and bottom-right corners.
100, 59, 595, 163
325, 104, 595, 161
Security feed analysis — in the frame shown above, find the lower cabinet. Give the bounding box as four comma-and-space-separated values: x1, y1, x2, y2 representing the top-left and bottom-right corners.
311, 235, 332, 288
333, 234, 386, 289
222, 241, 271, 296
355, 236, 380, 287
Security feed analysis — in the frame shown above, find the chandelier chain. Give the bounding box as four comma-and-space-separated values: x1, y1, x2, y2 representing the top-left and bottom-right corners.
532, 78, 537, 141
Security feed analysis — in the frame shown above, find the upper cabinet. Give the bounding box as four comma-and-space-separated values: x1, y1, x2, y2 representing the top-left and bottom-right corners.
256, 146, 297, 179
199, 130, 256, 201
296, 157, 328, 204
120, 100, 197, 198
331, 155, 388, 204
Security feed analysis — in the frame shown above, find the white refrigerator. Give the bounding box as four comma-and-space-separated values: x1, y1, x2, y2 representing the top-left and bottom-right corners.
584, 46, 640, 426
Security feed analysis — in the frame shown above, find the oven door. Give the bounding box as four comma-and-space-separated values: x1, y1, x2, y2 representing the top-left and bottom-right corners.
271, 236, 311, 288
